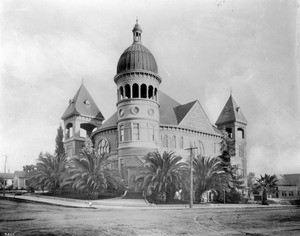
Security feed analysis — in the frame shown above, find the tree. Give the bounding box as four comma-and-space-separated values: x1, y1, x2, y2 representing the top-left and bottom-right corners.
32, 152, 67, 194
63, 149, 123, 199
55, 125, 65, 157
255, 174, 278, 205
23, 164, 37, 172
193, 155, 230, 202
218, 129, 236, 175
132, 151, 188, 202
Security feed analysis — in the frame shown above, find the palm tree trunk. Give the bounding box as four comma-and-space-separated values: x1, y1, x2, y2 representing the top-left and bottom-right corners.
262, 188, 268, 205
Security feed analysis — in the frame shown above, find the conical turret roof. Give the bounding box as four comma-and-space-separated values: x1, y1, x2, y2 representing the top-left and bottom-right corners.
61, 83, 104, 121
215, 95, 247, 125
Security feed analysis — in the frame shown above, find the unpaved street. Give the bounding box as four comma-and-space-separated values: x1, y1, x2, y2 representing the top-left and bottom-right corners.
0, 200, 299, 235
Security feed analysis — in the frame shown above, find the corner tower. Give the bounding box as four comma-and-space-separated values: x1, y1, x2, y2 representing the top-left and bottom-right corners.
114, 20, 161, 159
61, 83, 104, 158
215, 95, 248, 178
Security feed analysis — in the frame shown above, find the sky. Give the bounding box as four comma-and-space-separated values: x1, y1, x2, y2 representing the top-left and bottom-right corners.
1, 0, 299, 176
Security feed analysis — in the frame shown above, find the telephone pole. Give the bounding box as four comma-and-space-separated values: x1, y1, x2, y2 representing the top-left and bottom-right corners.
185, 147, 197, 208
2, 155, 7, 196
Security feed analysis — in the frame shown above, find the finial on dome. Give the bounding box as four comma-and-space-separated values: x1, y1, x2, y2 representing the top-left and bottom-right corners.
132, 18, 142, 43
136, 17, 138, 25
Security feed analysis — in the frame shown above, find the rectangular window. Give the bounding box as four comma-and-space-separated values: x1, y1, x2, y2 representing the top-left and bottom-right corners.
132, 123, 139, 140
289, 191, 294, 196
120, 125, 124, 142
282, 191, 287, 197
149, 124, 154, 141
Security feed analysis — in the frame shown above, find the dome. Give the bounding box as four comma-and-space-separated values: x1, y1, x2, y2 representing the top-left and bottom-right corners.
117, 43, 158, 74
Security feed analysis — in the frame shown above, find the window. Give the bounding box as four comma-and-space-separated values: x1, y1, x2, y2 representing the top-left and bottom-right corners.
149, 124, 154, 141
132, 123, 139, 140
180, 137, 184, 149
125, 84, 131, 98
66, 123, 73, 138
98, 139, 109, 155
133, 83, 139, 98
148, 85, 153, 99
113, 160, 118, 169
237, 128, 245, 139
163, 135, 168, 147
154, 88, 158, 100
141, 84, 147, 98
195, 140, 204, 156
120, 125, 124, 142
120, 86, 124, 100
170, 135, 176, 148
282, 191, 287, 197
289, 191, 294, 197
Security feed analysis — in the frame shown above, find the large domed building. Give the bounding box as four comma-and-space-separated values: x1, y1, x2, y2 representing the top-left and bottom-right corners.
61, 21, 248, 187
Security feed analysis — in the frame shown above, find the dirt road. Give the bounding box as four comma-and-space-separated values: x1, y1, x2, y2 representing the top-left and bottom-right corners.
0, 200, 299, 235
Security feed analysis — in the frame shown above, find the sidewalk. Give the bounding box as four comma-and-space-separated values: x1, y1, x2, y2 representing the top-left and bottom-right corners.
1, 194, 296, 210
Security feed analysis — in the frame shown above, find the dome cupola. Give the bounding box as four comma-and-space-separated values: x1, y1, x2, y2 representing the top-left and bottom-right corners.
116, 20, 158, 75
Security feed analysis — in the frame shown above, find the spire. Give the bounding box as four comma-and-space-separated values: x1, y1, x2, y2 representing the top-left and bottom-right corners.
215, 94, 247, 126
61, 83, 104, 121
132, 18, 142, 43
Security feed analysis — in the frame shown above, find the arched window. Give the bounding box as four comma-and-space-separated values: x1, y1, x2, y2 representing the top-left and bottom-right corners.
120, 86, 124, 100
133, 83, 139, 98
141, 84, 147, 98
237, 128, 245, 139
163, 135, 168, 147
120, 125, 124, 142
98, 139, 109, 155
148, 85, 153, 99
170, 135, 176, 148
154, 88, 158, 100
180, 137, 184, 149
66, 123, 73, 139
125, 84, 131, 99
193, 140, 204, 156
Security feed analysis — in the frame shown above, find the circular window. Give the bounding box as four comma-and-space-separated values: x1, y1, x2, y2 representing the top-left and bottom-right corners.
131, 107, 139, 115
148, 109, 154, 116
119, 109, 124, 117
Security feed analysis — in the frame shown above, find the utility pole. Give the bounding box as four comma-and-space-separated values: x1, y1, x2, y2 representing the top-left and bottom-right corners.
2, 155, 7, 196
185, 147, 197, 208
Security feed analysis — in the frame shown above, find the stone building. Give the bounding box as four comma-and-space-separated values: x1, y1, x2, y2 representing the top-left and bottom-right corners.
61, 21, 248, 187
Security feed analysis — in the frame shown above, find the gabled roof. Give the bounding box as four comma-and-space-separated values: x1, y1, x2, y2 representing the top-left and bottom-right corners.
215, 95, 247, 125
0, 173, 14, 179
174, 101, 197, 124
61, 83, 104, 121
14, 171, 28, 178
177, 100, 216, 133
159, 91, 181, 125
101, 111, 118, 129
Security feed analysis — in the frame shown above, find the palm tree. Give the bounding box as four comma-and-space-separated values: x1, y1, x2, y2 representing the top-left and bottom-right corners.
132, 151, 188, 202
255, 174, 278, 205
193, 155, 230, 202
32, 153, 67, 194
63, 150, 123, 199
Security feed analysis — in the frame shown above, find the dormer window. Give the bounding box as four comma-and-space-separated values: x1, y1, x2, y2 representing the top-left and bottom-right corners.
84, 100, 90, 106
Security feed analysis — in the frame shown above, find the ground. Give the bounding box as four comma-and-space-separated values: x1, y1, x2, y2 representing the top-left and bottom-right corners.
0, 200, 299, 236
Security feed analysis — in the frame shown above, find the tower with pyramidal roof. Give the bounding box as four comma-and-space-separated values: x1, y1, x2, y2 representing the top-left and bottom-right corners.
61, 82, 104, 158
215, 94, 248, 178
